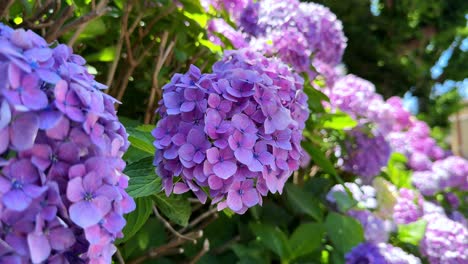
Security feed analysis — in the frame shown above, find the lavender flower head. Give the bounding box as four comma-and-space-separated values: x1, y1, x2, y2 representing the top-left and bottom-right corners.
341, 128, 391, 183
393, 188, 424, 224
346, 242, 421, 264
0, 24, 134, 263
153, 49, 309, 214
348, 210, 390, 243
420, 213, 468, 264
296, 2, 347, 65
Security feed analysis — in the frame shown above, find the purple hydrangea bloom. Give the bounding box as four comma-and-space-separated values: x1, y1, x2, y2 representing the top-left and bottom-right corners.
296, 2, 347, 66
387, 119, 449, 172
420, 213, 468, 264
209, 0, 347, 78
153, 49, 309, 214
378, 243, 422, 264
0, 24, 134, 263
328, 75, 383, 124
341, 128, 391, 183
345, 242, 421, 264
393, 188, 424, 224
345, 242, 386, 264
412, 155, 468, 195
348, 210, 390, 243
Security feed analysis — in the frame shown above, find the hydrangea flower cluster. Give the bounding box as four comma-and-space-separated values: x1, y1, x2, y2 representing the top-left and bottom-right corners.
412, 156, 468, 196
341, 128, 391, 183
208, 0, 347, 77
153, 49, 309, 214
347, 210, 390, 243
393, 188, 424, 224
386, 118, 446, 171
0, 24, 134, 263
345, 242, 421, 264
328, 74, 391, 128
326, 182, 378, 209
420, 213, 468, 264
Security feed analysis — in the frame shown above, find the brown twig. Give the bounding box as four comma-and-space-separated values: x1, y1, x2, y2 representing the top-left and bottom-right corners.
57, 3, 110, 38
212, 235, 240, 255
144, 32, 176, 124
141, 4, 176, 37
115, 248, 125, 264
0, 0, 15, 19
106, 0, 133, 90
153, 205, 197, 243
179, 207, 218, 233
68, 0, 109, 46
45, 5, 75, 42
189, 239, 210, 264
128, 231, 203, 264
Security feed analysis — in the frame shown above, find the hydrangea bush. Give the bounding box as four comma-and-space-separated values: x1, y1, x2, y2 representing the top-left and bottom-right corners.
0, 24, 134, 263
153, 49, 309, 214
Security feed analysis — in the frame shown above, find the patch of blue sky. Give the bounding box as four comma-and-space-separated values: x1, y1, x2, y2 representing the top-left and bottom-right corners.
370, 0, 380, 16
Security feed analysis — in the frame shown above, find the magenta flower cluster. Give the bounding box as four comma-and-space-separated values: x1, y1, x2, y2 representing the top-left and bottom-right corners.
153, 49, 309, 214
0, 24, 134, 263
345, 242, 421, 264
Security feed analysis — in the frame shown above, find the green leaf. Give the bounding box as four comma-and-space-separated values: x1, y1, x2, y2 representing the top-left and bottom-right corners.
322, 113, 358, 130
325, 212, 364, 254
154, 193, 191, 227
127, 126, 155, 154
76, 18, 107, 39
332, 191, 358, 212
397, 219, 427, 246
117, 196, 153, 244
231, 244, 270, 264
289, 223, 325, 260
249, 223, 291, 260
302, 142, 337, 176
86, 46, 116, 62
386, 152, 412, 188
285, 183, 323, 221
124, 157, 161, 198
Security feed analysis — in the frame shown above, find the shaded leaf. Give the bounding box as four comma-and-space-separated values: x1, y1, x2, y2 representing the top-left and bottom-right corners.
332, 191, 358, 213
117, 196, 153, 244
154, 193, 191, 227
249, 223, 291, 260
289, 223, 325, 260
285, 183, 323, 221
301, 141, 337, 176
325, 212, 364, 253
124, 157, 161, 198
127, 126, 155, 154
